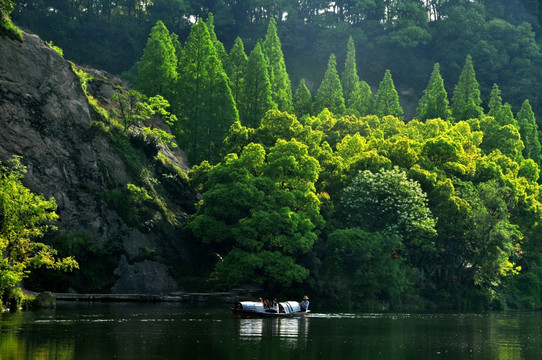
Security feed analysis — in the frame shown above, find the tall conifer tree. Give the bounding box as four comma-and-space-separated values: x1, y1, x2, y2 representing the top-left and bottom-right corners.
342, 36, 360, 108
136, 20, 177, 101
314, 54, 346, 115
294, 79, 312, 118
495, 103, 518, 128
451, 54, 483, 121
206, 13, 230, 73
349, 80, 374, 117
170, 32, 182, 61
262, 18, 293, 113
487, 83, 503, 117
374, 70, 403, 120
416, 63, 450, 122
240, 42, 276, 128
176, 20, 238, 164
228, 37, 248, 108
517, 99, 542, 163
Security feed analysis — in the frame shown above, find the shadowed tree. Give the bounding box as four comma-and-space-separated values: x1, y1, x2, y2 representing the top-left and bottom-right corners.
293, 79, 312, 118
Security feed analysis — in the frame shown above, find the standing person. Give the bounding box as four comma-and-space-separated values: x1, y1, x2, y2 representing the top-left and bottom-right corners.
300, 296, 309, 311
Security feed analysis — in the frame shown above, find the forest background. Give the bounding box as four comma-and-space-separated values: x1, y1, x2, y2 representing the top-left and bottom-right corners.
4, 0, 542, 311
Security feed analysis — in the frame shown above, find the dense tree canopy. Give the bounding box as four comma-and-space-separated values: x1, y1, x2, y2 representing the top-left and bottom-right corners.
9, 0, 542, 310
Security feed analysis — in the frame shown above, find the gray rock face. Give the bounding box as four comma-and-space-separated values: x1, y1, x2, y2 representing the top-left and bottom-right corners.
0, 31, 194, 294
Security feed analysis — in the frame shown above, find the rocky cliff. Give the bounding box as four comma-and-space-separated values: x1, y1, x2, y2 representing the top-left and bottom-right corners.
0, 31, 196, 294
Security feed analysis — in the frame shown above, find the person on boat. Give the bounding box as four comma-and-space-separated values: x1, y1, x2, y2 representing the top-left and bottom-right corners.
300, 295, 309, 311
264, 299, 270, 309
272, 299, 278, 312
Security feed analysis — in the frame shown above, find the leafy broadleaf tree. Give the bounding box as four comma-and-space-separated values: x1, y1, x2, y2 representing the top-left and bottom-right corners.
374, 70, 404, 120
314, 53, 346, 115
340, 167, 436, 266
240, 42, 276, 128
188, 139, 322, 291
135, 20, 178, 101
176, 19, 238, 164
293, 79, 312, 118
451, 54, 484, 122
0, 157, 78, 306
262, 18, 293, 113
342, 35, 360, 108
517, 99, 542, 163
416, 63, 450, 122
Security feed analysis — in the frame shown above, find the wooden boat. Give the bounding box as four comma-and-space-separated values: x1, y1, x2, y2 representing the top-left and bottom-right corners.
232, 301, 310, 318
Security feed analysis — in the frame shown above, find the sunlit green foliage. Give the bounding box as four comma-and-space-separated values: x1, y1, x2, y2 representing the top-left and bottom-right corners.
228, 37, 248, 107
0, 157, 78, 307
175, 19, 238, 164
341, 36, 360, 108
416, 63, 450, 122
374, 70, 403, 120
262, 18, 293, 113
240, 43, 276, 128
135, 21, 177, 101
451, 55, 484, 122
188, 115, 323, 290
517, 99, 541, 164
314, 54, 346, 116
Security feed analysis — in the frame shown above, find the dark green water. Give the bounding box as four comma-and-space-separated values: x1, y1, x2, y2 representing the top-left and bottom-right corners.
1, 302, 541, 359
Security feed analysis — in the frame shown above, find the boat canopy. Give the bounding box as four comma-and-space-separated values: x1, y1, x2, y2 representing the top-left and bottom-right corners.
279, 301, 301, 314
237, 301, 266, 313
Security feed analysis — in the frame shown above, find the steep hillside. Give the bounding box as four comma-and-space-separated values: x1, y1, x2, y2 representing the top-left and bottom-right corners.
0, 31, 196, 294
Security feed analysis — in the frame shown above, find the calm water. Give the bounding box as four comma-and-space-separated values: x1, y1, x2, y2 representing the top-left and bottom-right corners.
1, 302, 541, 359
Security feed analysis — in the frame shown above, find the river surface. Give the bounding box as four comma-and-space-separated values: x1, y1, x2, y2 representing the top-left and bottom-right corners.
1, 302, 541, 359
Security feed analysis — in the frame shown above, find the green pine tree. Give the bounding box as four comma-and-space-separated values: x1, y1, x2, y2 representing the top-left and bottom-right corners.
349, 80, 374, 117
135, 20, 177, 101
374, 69, 403, 120
487, 83, 503, 117
176, 20, 238, 164
517, 99, 542, 163
240, 42, 276, 128
228, 37, 248, 107
342, 36, 360, 108
314, 53, 346, 115
170, 32, 182, 64
451, 54, 484, 121
293, 79, 312, 118
416, 63, 450, 122
262, 18, 293, 113
206, 13, 230, 73
495, 103, 518, 128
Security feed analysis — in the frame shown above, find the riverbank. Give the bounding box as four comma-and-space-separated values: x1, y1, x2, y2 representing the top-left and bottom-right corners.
54, 289, 262, 303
